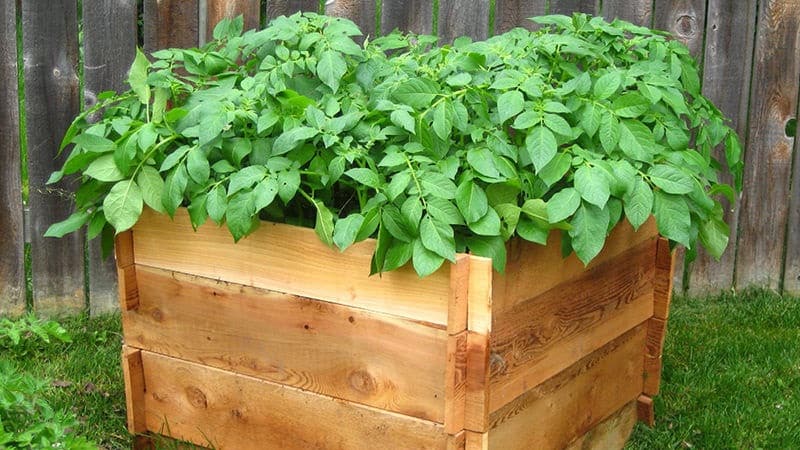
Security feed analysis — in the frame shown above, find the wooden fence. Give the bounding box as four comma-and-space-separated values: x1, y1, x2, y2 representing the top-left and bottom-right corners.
1, 0, 798, 316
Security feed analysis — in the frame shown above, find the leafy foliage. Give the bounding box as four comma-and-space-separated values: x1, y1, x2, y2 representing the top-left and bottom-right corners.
47, 12, 743, 276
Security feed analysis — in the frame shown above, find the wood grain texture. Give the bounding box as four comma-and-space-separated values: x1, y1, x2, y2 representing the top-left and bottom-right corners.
265, 0, 320, 20
494, 0, 546, 34
83, 0, 137, 315
548, 0, 598, 15
448, 431, 466, 450
437, 0, 490, 44
381, 0, 434, 35
326, 0, 376, 38
0, 0, 25, 317
643, 318, 667, 395
488, 325, 646, 450
468, 257, 493, 335
465, 431, 489, 450
689, 0, 757, 296
140, 351, 449, 449
636, 395, 655, 427
602, 0, 653, 26
205, 0, 260, 43
736, 0, 800, 290
653, 0, 708, 58
22, 0, 85, 316
445, 331, 468, 433
489, 239, 656, 412
492, 217, 657, 315
564, 401, 638, 450
133, 209, 451, 324
143, 0, 199, 52
448, 255, 469, 334
465, 333, 490, 432
124, 265, 448, 422
122, 346, 147, 434
654, 238, 675, 320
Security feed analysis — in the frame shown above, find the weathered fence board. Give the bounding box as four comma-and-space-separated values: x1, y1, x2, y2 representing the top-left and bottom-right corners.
83, 0, 138, 315
688, 0, 758, 296
785, 134, 800, 295
602, 0, 652, 25
438, 0, 490, 43
265, 0, 320, 20
549, 0, 598, 15
736, 0, 800, 291
0, 0, 25, 317
326, 0, 376, 38
143, 0, 199, 53
381, 0, 434, 35
494, 0, 547, 34
22, 0, 84, 316
205, 0, 260, 42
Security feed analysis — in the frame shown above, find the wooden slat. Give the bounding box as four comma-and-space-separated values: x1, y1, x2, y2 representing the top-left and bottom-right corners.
467, 257, 493, 335
492, 218, 657, 315
602, 0, 653, 26
448, 255, 469, 334
380, 0, 434, 35
437, 0, 491, 44
643, 354, 663, 397
688, 0, 757, 296
326, 0, 376, 38
736, 0, 800, 290
465, 431, 489, 450
636, 395, 655, 427
489, 239, 656, 413
0, 0, 25, 317
265, 0, 320, 20
487, 325, 647, 450
114, 232, 138, 310
448, 431, 466, 450
548, 0, 598, 15
654, 238, 675, 320
143, 0, 199, 53
82, 0, 137, 315
22, 0, 84, 316
564, 401, 638, 450
445, 331, 468, 433
643, 318, 668, 396
140, 351, 449, 449
133, 209, 452, 325
464, 332, 490, 433
205, 0, 260, 43
494, 0, 546, 34
122, 346, 147, 434
653, 0, 708, 59
787, 157, 800, 294
125, 265, 448, 422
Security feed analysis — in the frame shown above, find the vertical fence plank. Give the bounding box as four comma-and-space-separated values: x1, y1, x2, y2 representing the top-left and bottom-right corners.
687, 0, 758, 296
0, 0, 25, 317
494, 0, 547, 34
785, 123, 800, 295
326, 0, 376, 38
653, 0, 708, 294
736, 0, 800, 291
206, 0, 260, 41
602, 0, 652, 26
438, 0, 490, 43
82, 0, 137, 315
381, 0, 433, 35
144, 0, 200, 53
265, 0, 320, 20
22, 0, 84, 316
549, 0, 598, 15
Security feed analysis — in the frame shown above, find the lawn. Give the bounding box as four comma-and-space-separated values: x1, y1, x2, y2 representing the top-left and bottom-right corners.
1, 289, 798, 449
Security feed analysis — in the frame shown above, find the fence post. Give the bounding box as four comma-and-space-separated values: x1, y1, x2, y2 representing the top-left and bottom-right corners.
494, 0, 546, 34
437, 0, 490, 44
381, 0, 434, 35
143, 0, 200, 53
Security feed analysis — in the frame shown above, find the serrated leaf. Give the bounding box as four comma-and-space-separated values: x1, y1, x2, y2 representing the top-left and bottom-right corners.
525, 126, 557, 173
546, 187, 581, 223
648, 164, 694, 194
569, 203, 610, 265
497, 90, 524, 123
44, 211, 91, 238
137, 166, 166, 213
103, 180, 143, 232
574, 165, 611, 208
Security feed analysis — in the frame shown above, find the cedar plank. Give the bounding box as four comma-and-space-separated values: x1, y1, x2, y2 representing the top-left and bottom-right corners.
564, 401, 638, 450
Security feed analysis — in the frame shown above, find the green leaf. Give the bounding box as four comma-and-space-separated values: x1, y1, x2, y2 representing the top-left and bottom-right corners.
103, 180, 144, 232
72, 134, 115, 153
313, 200, 335, 247
538, 152, 571, 187
382, 206, 415, 242
206, 185, 228, 224
273, 126, 318, 155
253, 178, 279, 211
345, 168, 382, 189
599, 114, 620, 153
412, 239, 445, 277
420, 173, 457, 199
257, 110, 280, 134
525, 126, 557, 173
546, 187, 581, 223
466, 235, 507, 273
226, 191, 256, 241
497, 90, 524, 123
44, 211, 91, 238
648, 164, 694, 194
580, 103, 601, 137
159, 145, 191, 172
393, 78, 439, 109
593, 71, 620, 99
277, 170, 301, 203
370, 223, 391, 275
653, 191, 691, 247
128, 48, 150, 104
386, 171, 411, 201
420, 215, 456, 262
699, 217, 729, 260
137, 166, 166, 213
467, 148, 500, 178
543, 113, 572, 136
611, 92, 650, 118
162, 165, 188, 216
433, 103, 452, 140
383, 241, 414, 271
455, 180, 489, 224
517, 216, 549, 245
446, 72, 472, 87
574, 165, 611, 208
468, 208, 501, 236
513, 111, 540, 130
316, 50, 347, 93
85, 154, 125, 182
334, 213, 365, 251
623, 177, 653, 229
390, 110, 416, 134
618, 119, 654, 162
228, 166, 266, 196
187, 147, 210, 185
569, 203, 610, 265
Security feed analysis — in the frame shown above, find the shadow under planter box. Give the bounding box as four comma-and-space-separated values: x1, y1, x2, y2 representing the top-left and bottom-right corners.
116, 208, 674, 450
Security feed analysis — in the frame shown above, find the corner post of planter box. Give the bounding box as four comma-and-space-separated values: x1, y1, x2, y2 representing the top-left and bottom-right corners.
121, 346, 147, 440
464, 255, 493, 442
639, 237, 676, 425
114, 230, 139, 311
445, 254, 469, 436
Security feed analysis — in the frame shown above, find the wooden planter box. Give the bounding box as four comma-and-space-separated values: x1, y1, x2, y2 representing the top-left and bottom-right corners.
116, 208, 674, 450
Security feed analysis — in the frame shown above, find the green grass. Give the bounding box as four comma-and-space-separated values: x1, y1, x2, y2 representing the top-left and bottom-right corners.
2, 290, 798, 448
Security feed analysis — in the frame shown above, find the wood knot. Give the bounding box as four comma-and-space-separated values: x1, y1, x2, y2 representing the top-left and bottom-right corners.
185, 386, 208, 409
348, 369, 378, 395
231, 408, 246, 422
150, 308, 164, 322
674, 14, 697, 38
